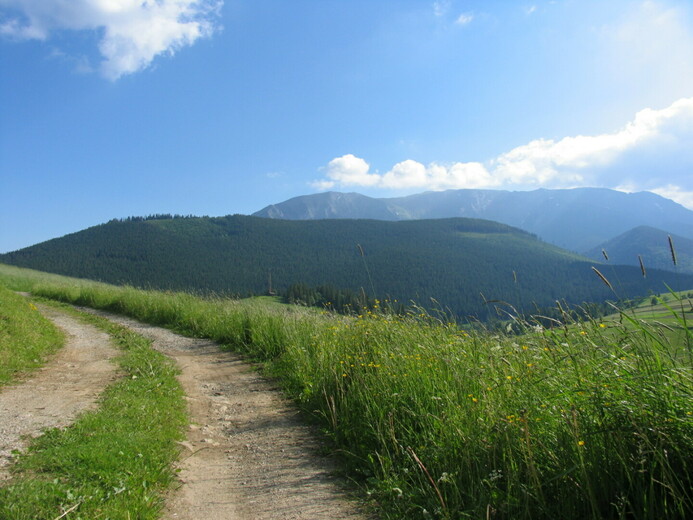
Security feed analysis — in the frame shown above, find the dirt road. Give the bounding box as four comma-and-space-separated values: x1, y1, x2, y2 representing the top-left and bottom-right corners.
1, 302, 368, 518
0, 305, 119, 480
78, 309, 369, 520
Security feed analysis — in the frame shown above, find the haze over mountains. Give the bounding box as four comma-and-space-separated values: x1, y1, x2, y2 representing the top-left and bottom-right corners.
253, 188, 693, 254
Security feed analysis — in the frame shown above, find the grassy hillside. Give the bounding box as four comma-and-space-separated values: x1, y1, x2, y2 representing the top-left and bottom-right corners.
1, 264, 690, 519
2, 215, 693, 321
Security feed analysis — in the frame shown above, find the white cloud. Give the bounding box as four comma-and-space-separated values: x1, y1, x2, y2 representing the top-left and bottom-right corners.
0, 0, 221, 79
380, 160, 427, 188
455, 12, 473, 25
378, 160, 492, 190
651, 185, 693, 210
311, 154, 381, 190
491, 97, 693, 187
312, 97, 693, 208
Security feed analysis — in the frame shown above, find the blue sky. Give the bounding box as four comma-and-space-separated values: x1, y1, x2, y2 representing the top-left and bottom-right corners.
2, 0, 693, 253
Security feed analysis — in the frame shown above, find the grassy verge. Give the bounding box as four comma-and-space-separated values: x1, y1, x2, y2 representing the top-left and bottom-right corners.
0, 300, 187, 519
0, 285, 64, 386
1, 263, 692, 519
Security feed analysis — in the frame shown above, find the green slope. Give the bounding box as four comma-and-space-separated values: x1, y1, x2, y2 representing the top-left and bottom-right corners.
587, 226, 693, 274
2, 215, 692, 320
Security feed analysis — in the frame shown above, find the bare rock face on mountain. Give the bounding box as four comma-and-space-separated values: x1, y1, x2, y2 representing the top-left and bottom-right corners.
253, 188, 693, 252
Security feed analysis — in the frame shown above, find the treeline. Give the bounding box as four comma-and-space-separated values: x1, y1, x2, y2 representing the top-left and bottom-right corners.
283, 283, 371, 312
282, 283, 407, 315
108, 214, 206, 223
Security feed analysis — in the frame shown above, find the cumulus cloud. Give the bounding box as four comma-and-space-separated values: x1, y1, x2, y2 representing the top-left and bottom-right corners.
312, 97, 693, 208
0, 0, 221, 79
311, 154, 381, 190
491, 97, 693, 188
378, 160, 492, 190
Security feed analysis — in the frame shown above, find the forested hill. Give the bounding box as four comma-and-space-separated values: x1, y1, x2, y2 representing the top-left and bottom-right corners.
2, 215, 691, 320
586, 226, 693, 274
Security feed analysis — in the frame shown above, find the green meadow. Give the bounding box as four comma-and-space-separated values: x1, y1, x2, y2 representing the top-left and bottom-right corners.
0, 263, 691, 519
0, 285, 64, 387
607, 291, 693, 327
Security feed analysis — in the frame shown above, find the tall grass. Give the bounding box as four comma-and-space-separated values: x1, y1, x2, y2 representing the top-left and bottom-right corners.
1, 264, 691, 519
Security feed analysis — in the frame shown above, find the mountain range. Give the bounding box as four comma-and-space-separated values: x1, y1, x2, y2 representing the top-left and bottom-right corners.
253, 188, 693, 255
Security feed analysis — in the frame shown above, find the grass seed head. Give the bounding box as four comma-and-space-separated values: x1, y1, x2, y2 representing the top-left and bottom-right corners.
591, 266, 613, 291
638, 255, 646, 278
668, 235, 678, 266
